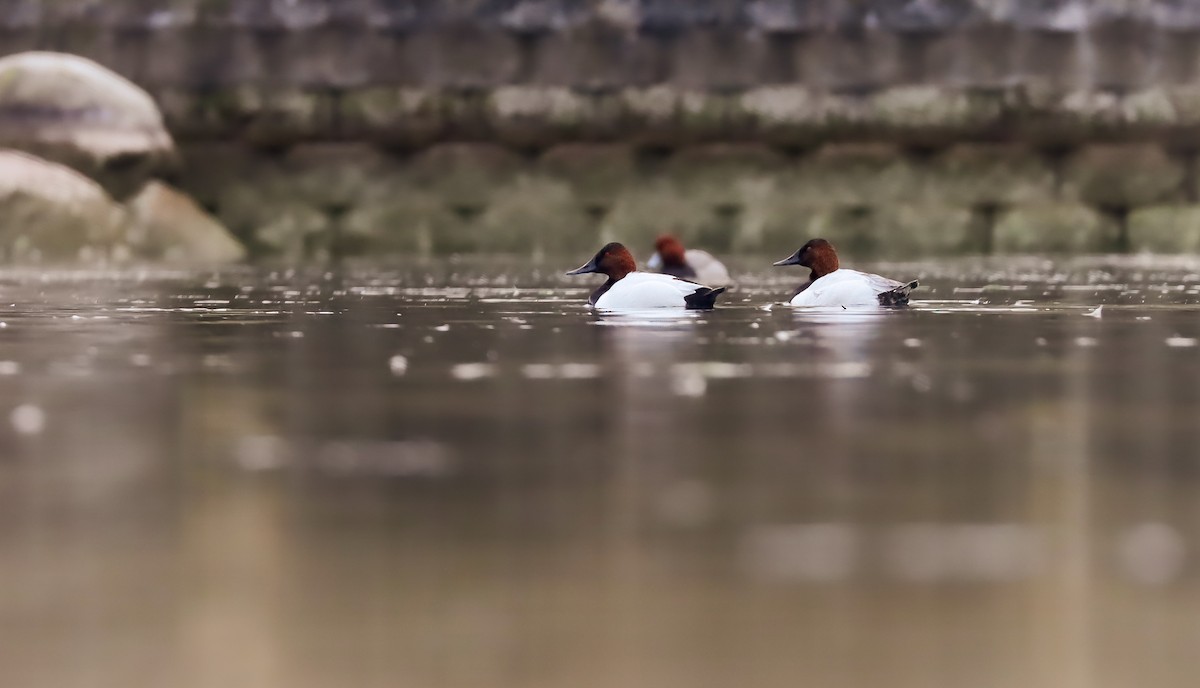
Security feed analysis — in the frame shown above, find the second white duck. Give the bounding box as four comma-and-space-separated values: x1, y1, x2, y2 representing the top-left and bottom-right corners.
773, 238, 918, 307
645, 234, 732, 286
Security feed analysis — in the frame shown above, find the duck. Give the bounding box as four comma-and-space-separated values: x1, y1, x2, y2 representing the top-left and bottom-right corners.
645, 234, 732, 286
566, 242, 727, 310
773, 238, 918, 307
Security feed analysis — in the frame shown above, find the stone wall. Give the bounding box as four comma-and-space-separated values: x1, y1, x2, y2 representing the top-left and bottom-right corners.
176, 140, 1200, 259
11, 0, 1200, 256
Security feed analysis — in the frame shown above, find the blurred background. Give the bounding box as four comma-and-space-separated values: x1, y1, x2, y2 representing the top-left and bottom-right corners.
2, 2, 1200, 688
4, 0, 1200, 260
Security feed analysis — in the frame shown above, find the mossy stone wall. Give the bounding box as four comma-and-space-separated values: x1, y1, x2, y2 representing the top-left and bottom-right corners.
14, 0, 1200, 256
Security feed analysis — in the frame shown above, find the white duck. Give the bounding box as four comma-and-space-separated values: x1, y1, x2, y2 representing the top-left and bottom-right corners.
645, 234, 732, 286
566, 242, 726, 310
774, 238, 918, 307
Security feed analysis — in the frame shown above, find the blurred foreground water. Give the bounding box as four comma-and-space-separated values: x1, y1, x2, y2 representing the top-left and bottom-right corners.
2, 256, 1200, 688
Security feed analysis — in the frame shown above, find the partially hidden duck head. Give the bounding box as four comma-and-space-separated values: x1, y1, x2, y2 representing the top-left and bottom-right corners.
773, 238, 839, 278
565, 242, 636, 280
653, 235, 693, 275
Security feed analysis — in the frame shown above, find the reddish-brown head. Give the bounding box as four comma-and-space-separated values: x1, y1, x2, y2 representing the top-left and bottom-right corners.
773, 238, 840, 278
566, 242, 637, 280
654, 234, 688, 267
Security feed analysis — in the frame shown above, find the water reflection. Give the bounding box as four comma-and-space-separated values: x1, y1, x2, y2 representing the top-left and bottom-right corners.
0, 258, 1199, 688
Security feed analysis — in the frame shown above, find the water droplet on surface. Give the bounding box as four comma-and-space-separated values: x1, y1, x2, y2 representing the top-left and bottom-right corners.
234, 435, 288, 472
740, 523, 860, 583
11, 404, 45, 435
389, 355, 408, 375
451, 363, 496, 380
911, 374, 933, 392
1166, 336, 1197, 348
657, 480, 714, 528
671, 371, 707, 397
1117, 522, 1186, 586
0, 361, 19, 375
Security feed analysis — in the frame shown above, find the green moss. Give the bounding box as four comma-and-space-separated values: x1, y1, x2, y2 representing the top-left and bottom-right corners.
917, 145, 1057, 206
1128, 205, 1200, 253
993, 205, 1121, 254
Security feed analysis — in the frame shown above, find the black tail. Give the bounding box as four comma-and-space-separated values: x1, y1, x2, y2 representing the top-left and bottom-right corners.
877, 280, 918, 307
684, 286, 726, 310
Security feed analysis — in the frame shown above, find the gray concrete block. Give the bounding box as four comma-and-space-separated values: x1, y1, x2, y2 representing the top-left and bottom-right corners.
670, 28, 773, 90
1061, 144, 1185, 206
1158, 29, 1200, 85
484, 86, 593, 148
885, 204, 987, 257
993, 204, 1121, 253
1089, 18, 1158, 92
739, 86, 859, 146
265, 25, 395, 89
528, 22, 666, 87
862, 86, 1006, 144
402, 24, 522, 88
1128, 205, 1200, 253
789, 144, 918, 206
406, 143, 526, 207
339, 190, 458, 256
277, 143, 402, 209
1014, 29, 1087, 90
870, 0, 983, 32
475, 176, 596, 254
175, 142, 266, 212
539, 143, 637, 206
1017, 87, 1182, 144
797, 29, 901, 91
600, 180, 723, 255
662, 144, 787, 205
238, 88, 338, 147
338, 87, 448, 148
760, 204, 984, 259
923, 23, 1018, 87
917, 144, 1057, 205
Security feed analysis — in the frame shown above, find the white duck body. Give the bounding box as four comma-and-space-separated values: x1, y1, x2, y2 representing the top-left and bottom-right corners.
594, 272, 719, 310
789, 268, 906, 307
646, 249, 732, 286
684, 249, 731, 285
569, 242, 727, 310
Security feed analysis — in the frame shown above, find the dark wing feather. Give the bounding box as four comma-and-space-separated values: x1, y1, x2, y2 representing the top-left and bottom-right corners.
876, 280, 919, 308
684, 286, 726, 310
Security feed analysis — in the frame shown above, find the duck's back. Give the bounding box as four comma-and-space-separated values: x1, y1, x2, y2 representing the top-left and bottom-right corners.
686, 249, 731, 286
596, 272, 721, 310
790, 269, 900, 307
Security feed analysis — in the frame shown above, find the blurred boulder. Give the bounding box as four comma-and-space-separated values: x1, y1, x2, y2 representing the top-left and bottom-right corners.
0, 51, 175, 198
0, 149, 126, 262
126, 181, 246, 263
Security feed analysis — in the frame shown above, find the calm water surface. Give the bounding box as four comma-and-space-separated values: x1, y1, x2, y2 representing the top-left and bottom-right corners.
2, 256, 1200, 688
